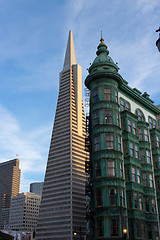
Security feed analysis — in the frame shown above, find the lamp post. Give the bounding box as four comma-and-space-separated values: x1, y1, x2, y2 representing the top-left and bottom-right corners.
156, 27, 160, 52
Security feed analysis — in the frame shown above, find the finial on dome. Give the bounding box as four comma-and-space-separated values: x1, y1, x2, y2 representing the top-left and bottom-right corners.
99, 30, 105, 45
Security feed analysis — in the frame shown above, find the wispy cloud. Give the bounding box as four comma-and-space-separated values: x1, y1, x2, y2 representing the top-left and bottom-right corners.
0, 104, 51, 191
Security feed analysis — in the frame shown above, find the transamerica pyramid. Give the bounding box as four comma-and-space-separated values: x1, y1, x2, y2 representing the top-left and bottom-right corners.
36, 31, 88, 240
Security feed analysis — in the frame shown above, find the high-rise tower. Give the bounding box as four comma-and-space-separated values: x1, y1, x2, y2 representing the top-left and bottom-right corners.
36, 31, 88, 240
0, 158, 21, 228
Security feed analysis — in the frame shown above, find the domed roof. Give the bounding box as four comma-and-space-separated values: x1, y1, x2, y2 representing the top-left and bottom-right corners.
89, 37, 119, 73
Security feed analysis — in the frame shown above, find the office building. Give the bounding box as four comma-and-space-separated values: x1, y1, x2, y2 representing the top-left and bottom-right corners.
0, 159, 21, 229
85, 37, 160, 239
30, 182, 43, 196
9, 192, 41, 232
36, 31, 88, 240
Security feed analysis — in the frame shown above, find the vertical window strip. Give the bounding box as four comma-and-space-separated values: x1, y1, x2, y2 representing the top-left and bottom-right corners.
107, 161, 115, 177
104, 88, 111, 101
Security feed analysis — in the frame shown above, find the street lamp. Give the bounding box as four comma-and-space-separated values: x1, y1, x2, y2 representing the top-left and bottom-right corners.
73, 227, 82, 240
156, 27, 160, 52
123, 228, 127, 239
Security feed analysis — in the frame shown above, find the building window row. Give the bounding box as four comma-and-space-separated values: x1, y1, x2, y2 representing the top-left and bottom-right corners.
124, 141, 139, 158
93, 87, 118, 103
95, 160, 123, 178
138, 128, 149, 142
136, 109, 145, 121
140, 149, 151, 164
151, 135, 160, 148
142, 172, 153, 188
128, 193, 156, 213
97, 218, 119, 238
153, 155, 160, 169
129, 221, 159, 240
148, 116, 157, 129
122, 118, 137, 135
93, 110, 120, 126
120, 98, 130, 111
94, 135, 122, 152
126, 167, 141, 183
96, 188, 125, 208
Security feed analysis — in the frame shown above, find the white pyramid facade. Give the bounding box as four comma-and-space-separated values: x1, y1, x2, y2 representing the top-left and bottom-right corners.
36, 31, 88, 240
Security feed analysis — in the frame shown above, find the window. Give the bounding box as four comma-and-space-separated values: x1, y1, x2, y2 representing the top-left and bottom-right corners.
124, 141, 128, 156
115, 90, 118, 103
134, 193, 138, 209
106, 135, 113, 149
136, 109, 145, 121
111, 219, 119, 237
105, 110, 112, 124
93, 89, 98, 103
94, 136, 100, 151
152, 136, 156, 148
145, 197, 149, 212
156, 136, 160, 148
126, 168, 130, 181
157, 177, 160, 191
128, 120, 132, 132
153, 119, 156, 128
151, 199, 155, 212
133, 122, 137, 135
143, 173, 147, 186
149, 116, 157, 129
135, 145, 139, 159
120, 98, 130, 111
154, 156, 160, 169
104, 88, 111, 101
126, 102, 130, 111
139, 195, 143, 210
144, 129, 149, 142
140, 149, 145, 163
154, 225, 159, 240
121, 190, 125, 207
120, 162, 123, 178
116, 113, 120, 126
95, 161, 101, 177
128, 193, 132, 208
129, 143, 134, 156
147, 224, 152, 240
132, 167, 136, 182
130, 221, 134, 238
96, 189, 102, 206
136, 221, 141, 238
149, 117, 152, 129
94, 111, 99, 125
138, 128, 143, 141
120, 99, 125, 111
137, 169, 141, 183
109, 189, 117, 206
122, 119, 126, 132
107, 161, 115, 177
141, 223, 146, 239
97, 218, 103, 237
118, 136, 121, 151
146, 151, 151, 164
149, 173, 153, 188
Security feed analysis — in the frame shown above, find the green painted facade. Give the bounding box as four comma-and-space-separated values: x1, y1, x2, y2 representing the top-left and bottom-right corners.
85, 38, 160, 240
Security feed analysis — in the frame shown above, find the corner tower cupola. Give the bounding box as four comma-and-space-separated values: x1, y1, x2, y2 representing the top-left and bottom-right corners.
89, 37, 119, 74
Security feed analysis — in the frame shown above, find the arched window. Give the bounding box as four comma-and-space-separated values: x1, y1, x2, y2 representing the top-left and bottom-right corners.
135, 109, 145, 121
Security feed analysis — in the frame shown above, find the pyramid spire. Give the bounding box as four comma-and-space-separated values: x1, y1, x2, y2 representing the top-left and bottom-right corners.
63, 30, 77, 70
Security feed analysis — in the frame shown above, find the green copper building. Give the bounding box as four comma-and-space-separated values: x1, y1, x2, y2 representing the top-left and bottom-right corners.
85, 37, 160, 240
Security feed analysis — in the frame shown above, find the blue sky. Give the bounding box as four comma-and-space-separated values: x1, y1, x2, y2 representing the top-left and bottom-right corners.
0, 0, 159, 192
